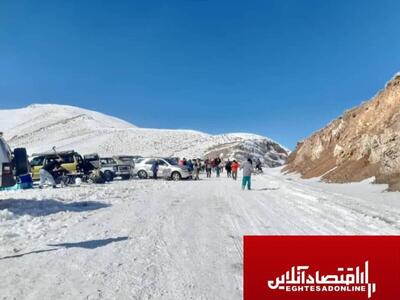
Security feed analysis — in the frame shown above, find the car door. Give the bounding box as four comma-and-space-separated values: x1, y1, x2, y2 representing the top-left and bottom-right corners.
74, 154, 83, 172
60, 154, 76, 174
30, 156, 45, 180
145, 159, 156, 174
100, 158, 108, 167
158, 159, 171, 178
0, 138, 15, 187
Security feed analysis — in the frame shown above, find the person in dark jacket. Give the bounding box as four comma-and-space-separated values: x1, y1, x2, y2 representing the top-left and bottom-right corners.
255, 158, 263, 173
214, 157, 221, 177
151, 160, 159, 179
187, 159, 194, 172
39, 158, 62, 188
225, 160, 232, 178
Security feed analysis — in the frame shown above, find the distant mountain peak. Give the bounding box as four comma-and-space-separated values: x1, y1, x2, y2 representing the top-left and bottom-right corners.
1, 103, 288, 166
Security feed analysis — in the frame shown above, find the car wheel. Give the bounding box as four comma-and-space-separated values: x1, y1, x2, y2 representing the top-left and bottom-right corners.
121, 174, 131, 180
104, 170, 114, 182
138, 170, 148, 179
171, 171, 181, 181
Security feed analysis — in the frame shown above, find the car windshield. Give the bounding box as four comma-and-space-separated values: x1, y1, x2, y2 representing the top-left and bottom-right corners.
120, 158, 130, 161
165, 158, 178, 165
30, 156, 45, 166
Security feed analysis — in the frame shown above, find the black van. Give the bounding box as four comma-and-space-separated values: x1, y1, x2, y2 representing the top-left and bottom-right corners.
0, 133, 29, 188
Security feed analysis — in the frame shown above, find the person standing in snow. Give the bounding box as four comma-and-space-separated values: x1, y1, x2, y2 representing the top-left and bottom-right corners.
231, 160, 239, 180
255, 158, 263, 173
193, 159, 201, 180
151, 160, 159, 179
187, 159, 194, 177
214, 157, 221, 177
205, 159, 212, 178
225, 160, 232, 178
240, 158, 253, 190
39, 157, 63, 188
178, 158, 183, 166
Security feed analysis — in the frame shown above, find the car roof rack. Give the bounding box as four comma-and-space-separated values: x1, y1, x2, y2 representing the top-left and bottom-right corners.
31, 150, 76, 157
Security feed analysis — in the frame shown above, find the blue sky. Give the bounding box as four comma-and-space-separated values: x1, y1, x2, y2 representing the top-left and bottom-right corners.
1, 0, 400, 149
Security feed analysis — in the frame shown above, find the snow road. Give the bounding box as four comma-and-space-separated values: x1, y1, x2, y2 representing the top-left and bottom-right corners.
1, 168, 399, 299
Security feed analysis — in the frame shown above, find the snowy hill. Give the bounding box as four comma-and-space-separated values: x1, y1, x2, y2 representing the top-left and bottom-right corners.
0, 104, 134, 133
1, 104, 288, 165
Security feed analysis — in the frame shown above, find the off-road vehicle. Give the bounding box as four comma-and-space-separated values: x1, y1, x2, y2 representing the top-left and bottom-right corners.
0, 133, 29, 188
83, 154, 132, 181
30, 150, 84, 181
100, 157, 132, 181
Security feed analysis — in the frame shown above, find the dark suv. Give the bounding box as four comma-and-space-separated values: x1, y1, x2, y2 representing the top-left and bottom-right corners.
0, 134, 29, 188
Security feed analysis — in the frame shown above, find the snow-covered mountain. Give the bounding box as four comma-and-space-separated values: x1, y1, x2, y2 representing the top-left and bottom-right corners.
1, 104, 288, 165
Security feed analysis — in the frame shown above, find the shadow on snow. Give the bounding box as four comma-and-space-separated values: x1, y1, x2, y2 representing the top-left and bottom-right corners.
48, 236, 129, 249
0, 199, 110, 217
0, 237, 129, 260
256, 187, 280, 191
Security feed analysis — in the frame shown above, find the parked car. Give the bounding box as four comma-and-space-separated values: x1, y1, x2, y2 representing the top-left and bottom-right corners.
118, 155, 144, 164
113, 155, 136, 177
82, 153, 101, 172
82, 154, 131, 182
100, 157, 132, 181
131, 155, 144, 163
133, 157, 191, 180
0, 133, 29, 188
30, 150, 84, 181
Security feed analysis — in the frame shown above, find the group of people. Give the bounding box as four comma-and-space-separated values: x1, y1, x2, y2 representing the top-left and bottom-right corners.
39, 156, 64, 188
40, 153, 263, 191
202, 158, 241, 180
150, 157, 203, 180
222, 159, 240, 180
178, 158, 202, 180
169, 156, 263, 191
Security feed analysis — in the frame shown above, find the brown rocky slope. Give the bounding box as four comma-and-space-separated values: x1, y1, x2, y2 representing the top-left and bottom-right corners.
283, 73, 400, 191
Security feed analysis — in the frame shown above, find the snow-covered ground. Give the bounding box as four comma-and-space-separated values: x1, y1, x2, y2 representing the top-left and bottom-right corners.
1, 168, 399, 299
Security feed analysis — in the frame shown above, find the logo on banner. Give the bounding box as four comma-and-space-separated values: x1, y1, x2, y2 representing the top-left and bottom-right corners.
267, 261, 376, 298
244, 236, 400, 300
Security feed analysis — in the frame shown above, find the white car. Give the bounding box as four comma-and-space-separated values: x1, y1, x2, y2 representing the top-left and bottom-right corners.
0, 133, 29, 188
133, 157, 191, 180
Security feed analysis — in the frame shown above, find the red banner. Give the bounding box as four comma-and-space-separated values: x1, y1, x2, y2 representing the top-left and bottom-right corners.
244, 236, 400, 300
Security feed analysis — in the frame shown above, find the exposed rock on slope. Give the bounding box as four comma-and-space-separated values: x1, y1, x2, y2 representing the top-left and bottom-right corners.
204, 135, 288, 167
283, 73, 400, 190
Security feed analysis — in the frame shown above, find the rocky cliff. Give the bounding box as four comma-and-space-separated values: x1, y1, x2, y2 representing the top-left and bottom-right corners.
283, 73, 400, 191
